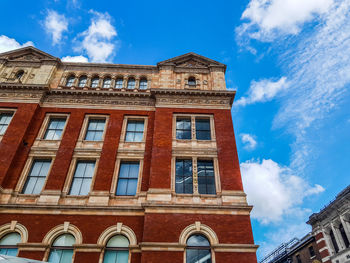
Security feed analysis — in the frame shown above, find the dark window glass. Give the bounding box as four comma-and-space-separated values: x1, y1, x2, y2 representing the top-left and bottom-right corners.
91, 77, 99, 88
195, 118, 211, 140
116, 162, 139, 196
188, 77, 196, 86
22, 160, 51, 194
69, 161, 95, 196
0, 232, 20, 256
139, 79, 148, 90
103, 78, 111, 89
197, 160, 215, 195
330, 230, 339, 253
186, 235, 211, 263
85, 119, 106, 141
308, 246, 315, 257
115, 78, 123, 89
16, 70, 24, 80
340, 224, 350, 248
48, 234, 75, 263
78, 76, 87, 87
296, 255, 302, 263
44, 118, 66, 140
0, 112, 14, 135
176, 118, 191, 140
66, 76, 75, 87
125, 120, 144, 142
127, 78, 135, 89
175, 159, 193, 194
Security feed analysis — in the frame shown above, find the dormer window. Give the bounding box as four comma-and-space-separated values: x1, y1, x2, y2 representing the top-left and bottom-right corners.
91, 77, 99, 88
66, 75, 75, 87
78, 76, 87, 88
188, 77, 196, 87
139, 78, 148, 90
15, 70, 24, 81
127, 78, 136, 89
102, 77, 111, 89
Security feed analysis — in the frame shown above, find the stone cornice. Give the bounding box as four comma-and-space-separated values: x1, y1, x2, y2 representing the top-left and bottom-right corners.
0, 82, 49, 90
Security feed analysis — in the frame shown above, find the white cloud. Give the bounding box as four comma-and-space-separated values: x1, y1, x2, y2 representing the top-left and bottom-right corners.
0, 35, 34, 54
241, 133, 257, 150
235, 77, 289, 106
236, 0, 333, 42
62, 55, 88, 63
241, 159, 324, 224
44, 10, 68, 45
75, 10, 117, 63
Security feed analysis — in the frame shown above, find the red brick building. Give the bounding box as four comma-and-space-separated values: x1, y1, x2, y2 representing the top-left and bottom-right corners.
0, 47, 258, 262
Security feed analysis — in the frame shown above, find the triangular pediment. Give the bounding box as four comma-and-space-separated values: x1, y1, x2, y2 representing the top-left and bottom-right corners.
157, 52, 226, 70
0, 46, 59, 62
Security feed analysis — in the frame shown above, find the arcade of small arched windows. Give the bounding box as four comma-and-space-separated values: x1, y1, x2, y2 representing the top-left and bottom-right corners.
60, 73, 150, 91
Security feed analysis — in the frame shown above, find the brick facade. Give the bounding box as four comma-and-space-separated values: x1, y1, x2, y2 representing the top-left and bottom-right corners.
0, 47, 258, 262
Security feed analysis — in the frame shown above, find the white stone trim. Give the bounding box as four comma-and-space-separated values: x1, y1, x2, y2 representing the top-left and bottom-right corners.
179, 222, 219, 245
42, 222, 82, 245
0, 221, 28, 243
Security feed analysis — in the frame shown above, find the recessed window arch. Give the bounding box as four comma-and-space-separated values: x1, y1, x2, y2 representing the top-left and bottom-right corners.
91, 76, 100, 88
186, 234, 212, 263
115, 77, 124, 89
0, 232, 21, 256
329, 229, 339, 253
339, 223, 350, 248
15, 70, 24, 81
48, 234, 75, 263
103, 77, 112, 89
139, 78, 148, 90
127, 77, 136, 89
78, 75, 87, 88
66, 75, 75, 87
188, 76, 196, 87
102, 235, 129, 263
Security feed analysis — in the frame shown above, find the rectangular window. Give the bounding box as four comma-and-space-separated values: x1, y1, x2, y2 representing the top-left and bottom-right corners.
296, 255, 302, 263
197, 160, 216, 195
0, 112, 14, 135
175, 159, 193, 194
69, 161, 95, 196
125, 120, 144, 142
84, 118, 106, 141
22, 160, 51, 194
43, 118, 66, 140
195, 118, 211, 140
308, 246, 315, 257
176, 118, 191, 140
116, 162, 139, 196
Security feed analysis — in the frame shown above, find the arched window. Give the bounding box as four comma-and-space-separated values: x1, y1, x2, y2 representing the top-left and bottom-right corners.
0, 232, 20, 256
66, 75, 75, 87
186, 234, 212, 263
127, 78, 135, 89
103, 78, 112, 89
91, 77, 99, 88
78, 76, 87, 88
340, 223, 350, 248
115, 78, 123, 89
330, 230, 339, 253
103, 235, 129, 263
188, 77, 196, 87
139, 78, 148, 90
48, 234, 75, 263
16, 70, 24, 81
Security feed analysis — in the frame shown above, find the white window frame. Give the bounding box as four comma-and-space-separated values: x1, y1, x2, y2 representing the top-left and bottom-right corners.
0, 109, 16, 141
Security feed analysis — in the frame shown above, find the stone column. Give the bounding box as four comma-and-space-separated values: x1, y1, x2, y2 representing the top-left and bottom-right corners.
135, 77, 140, 90
110, 76, 116, 90
331, 222, 345, 251
86, 74, 92, 89
340, 215, 350, 244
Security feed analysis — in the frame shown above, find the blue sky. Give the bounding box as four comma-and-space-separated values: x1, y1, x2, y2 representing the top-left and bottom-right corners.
1, 0, 350, 259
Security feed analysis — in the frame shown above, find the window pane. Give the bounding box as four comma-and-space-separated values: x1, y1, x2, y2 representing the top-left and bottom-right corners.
187, 235, 210, 246
116, 251, 129, 263
0, 233, 21, 245
91, 78, 99, 88
103, 78, 111, 89
196, 119, 211, 140
85, 119, 105, 141
48, 249, 62, 263
44, 118, 66, 140
125, 120, 144, 142
115, 79, 123, 89
107, 235, 129, 247
139, 79, 147, 90
78, 76, 87, 87
116, 162, 139, 196
197, 161, 215, 195
175, 160, 193, 194
0, 113, 13, 135
22, 160, 51, 194
103, 251, 117, 263
66, 77, 75, 87
60, 250, 74, 263
127, 79, 135, 89
176, 119, 191, 140
0, 248, 18, 256
53, 234, 75, 247
69, 161, 95, 196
